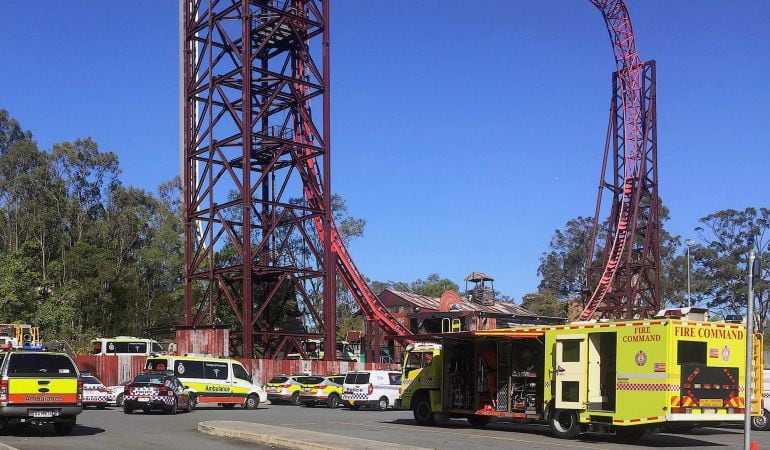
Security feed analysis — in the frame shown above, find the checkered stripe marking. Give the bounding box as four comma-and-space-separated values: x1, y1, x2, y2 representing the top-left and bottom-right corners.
342, 392, 369, 401
617, 383, 673, 391
129, 387, 161, 396
83, 394, 111, 402
124, 395, 174, 405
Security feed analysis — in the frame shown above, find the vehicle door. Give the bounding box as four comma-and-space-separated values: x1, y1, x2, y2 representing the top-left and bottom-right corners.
173, 377, 189, 408
554, 334, 586, 409
230, 362, 254, 402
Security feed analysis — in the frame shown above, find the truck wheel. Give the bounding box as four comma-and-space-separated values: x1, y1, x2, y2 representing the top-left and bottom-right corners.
327, 394, 340, 408
550, 409, 580, 439
244, 394, 259, 409
753, 410, 770, 431
377, 396, 389, 411
53, 416, 76, 436
467, 415, 492, 427
413, 395, 435, 426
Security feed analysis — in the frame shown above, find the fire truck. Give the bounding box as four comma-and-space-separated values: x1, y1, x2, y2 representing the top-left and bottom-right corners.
399, 309, 763, 439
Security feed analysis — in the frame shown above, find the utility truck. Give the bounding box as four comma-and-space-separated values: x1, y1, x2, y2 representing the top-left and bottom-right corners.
400, 311, 763, 439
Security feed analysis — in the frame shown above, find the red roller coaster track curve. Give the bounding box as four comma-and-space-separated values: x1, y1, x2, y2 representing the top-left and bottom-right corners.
578, 0, 645, 321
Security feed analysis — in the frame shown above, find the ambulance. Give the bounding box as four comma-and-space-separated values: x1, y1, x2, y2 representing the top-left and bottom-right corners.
145, 355, 266, 409
400, 310, 763, 439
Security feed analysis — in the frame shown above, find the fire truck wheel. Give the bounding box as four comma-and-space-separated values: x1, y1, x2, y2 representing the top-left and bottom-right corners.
467, 415, 492, 427
550, 409, 580, 439
752, 410, 770, 431
413, 396, 435, 426
53, 416, 76, 436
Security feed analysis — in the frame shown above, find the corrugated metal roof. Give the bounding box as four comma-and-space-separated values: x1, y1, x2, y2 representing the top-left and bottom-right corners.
384, 289, 534, 316
464, 272, 494, 282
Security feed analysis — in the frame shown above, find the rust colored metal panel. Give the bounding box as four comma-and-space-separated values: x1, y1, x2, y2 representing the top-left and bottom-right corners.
73, 355, 146, 386
176, 328, 229, 357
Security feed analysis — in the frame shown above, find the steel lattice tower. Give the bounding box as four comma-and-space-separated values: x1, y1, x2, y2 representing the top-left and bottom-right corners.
182, 0, 335, 358
586, 61, 660, 319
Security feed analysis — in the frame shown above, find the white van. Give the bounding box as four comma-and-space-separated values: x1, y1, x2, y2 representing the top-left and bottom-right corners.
341, 370, 401, 410
92, 337, 163, 356
145, 355, 266, 409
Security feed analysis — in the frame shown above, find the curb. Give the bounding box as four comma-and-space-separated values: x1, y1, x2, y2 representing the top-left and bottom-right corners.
198, 420, 430, 450
0, 442, 20, 450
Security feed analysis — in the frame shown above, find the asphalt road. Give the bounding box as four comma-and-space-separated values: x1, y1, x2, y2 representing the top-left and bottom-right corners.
1, 402, 768, 450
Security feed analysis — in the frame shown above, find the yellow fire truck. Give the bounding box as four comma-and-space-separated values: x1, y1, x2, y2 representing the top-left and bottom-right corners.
400, 313, 763, 439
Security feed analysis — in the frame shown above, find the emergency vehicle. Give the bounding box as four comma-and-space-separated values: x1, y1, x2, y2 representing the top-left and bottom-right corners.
400, 311, 763, 439
0, 323, 42, 350
297, 374, 345, 408
91, 337, 163, 355
0, 350, 82, 435
145, 355, 265, 409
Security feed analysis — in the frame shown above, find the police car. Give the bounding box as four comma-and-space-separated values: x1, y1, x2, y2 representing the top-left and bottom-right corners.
81, 372, 111, 409
123, 371, 193, 414
342, 370, 401, 410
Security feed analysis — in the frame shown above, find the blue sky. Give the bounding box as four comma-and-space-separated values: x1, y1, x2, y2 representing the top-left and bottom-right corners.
1, 1, 768, 302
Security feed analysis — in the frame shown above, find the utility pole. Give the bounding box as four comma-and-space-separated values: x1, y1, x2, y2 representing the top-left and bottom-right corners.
685, 239, 695, 307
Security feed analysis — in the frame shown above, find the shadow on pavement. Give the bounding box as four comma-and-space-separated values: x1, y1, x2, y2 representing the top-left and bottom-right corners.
0, 423, 105, 437
388, 418, 733, 447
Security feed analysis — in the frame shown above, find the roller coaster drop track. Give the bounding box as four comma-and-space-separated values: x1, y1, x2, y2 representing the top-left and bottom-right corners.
579, 0, 660, 320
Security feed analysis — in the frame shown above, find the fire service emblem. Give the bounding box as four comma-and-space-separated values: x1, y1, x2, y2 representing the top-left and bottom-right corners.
635, 350, 647, 366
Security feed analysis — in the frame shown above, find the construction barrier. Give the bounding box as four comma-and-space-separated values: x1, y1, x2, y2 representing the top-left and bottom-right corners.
73, 355, 399, 386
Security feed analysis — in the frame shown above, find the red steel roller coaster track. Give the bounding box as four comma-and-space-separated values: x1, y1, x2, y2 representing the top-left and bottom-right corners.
578, 0, 647, 321
291, 3, 412, 340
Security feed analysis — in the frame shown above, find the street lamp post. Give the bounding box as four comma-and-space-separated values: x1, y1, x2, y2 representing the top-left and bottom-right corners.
685, 239, 695, 307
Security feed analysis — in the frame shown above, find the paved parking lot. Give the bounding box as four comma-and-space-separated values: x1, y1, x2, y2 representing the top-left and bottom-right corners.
1, 403, 768, 449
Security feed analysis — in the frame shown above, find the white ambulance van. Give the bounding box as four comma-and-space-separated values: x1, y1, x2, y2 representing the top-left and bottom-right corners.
341, 370, 401, 410
145, 355, 266, 409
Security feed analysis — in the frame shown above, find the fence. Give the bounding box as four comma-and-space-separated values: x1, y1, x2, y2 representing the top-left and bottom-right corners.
73, 355, 399, 386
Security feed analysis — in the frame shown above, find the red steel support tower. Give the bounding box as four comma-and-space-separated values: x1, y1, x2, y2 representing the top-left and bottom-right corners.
182, 0, 336, 358
581, 0, 661, 320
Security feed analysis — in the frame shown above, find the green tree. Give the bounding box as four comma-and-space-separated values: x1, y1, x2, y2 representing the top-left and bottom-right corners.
520, 291, 565, 317
0, 109, 32, 155
691, 207, 769, 332
537, 216, 595, 300
411, 274, 459, 298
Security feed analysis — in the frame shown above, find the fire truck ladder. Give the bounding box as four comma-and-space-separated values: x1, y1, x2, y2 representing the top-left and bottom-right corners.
578, 0, 645, 321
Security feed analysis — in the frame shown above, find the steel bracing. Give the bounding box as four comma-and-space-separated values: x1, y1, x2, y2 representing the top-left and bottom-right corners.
581, 0, 661, 320
182, 0, 411, 359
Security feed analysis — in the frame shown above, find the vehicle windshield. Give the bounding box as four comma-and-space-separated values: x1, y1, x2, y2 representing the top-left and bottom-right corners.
344, 372, 370, 384
145, 358, 169, 371
82, 376, 102, 385
8, 353, 77, 378
299, 376, 324, 385
132, 374, 171, 385
268, 376, 288, 384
